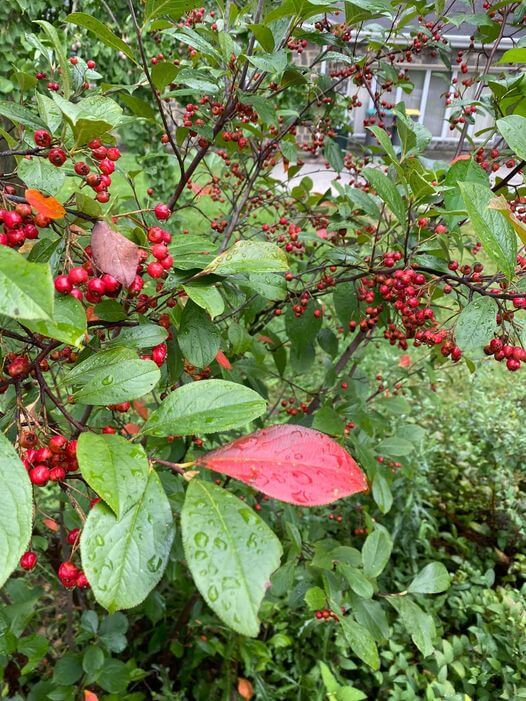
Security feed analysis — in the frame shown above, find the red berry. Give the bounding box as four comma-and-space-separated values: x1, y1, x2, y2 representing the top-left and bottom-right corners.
68, 266, 88, 285
34, 129, 52, 148
20, 551, 38, 571
3, 210, 22, 228
106, 147, 121, 161
87, 278, 106, 295
147, 261, 164, 278
151, 243, 169, 260
152, 343, 167, 366
48, 148, 67, 167
49, 435, 68, 453
67, 528, 80, 545
87, 60, 96, 69
153, 203, 171, 221
101, 274, 121, 294
76, 571, 90, 589
74, 161, 90, 176
54, 275, 72, 294
49, 466, 66, 481
58, 560, 79, 584
99, 158, 115, 175
29, 465, 50, 486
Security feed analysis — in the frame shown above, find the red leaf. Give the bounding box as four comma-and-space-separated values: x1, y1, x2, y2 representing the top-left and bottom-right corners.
215, 350, 232, 370
197, 424, 368, 506
91, 221, 140, 287
25, 189, 66, 219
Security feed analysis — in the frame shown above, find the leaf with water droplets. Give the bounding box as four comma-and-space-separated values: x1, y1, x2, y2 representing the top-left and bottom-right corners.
91, 221, 140, 288
0, 432, 33, 589
181, 479, 282, 637
77, 433, 149, 519
63, 347, 160, 405
201, 240, 288, 276
80, 471, 174, 612
197, 424, 367, 506
143, 379, 266, 436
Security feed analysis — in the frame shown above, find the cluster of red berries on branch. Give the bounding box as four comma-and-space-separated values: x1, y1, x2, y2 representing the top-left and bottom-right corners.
483, 338, 526, 372
20, 433, 78, 486
0, 201, 49, 248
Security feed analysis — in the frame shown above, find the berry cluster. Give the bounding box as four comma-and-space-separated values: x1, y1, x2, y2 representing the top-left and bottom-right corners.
0, 201, 48, 248
20, 433, 78, 486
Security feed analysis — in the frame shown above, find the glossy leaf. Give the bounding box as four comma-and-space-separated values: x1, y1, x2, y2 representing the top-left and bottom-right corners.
197, 424, 368, 506
182, 281, 224, 319
388, 596, 436, 657
455, 296, 498, 353
143, 379, 266, 436
0, 432, 33, 588
0, 246, 54, 321
496, 115, 526, 161
340, 618, 380, 670
0, 100, 47, 130
178, 300, 220, 367
24, 295, 86, 348
181, 479, 282, 636
81, 472, 174, 611
18, 161, 65, 196
362, 525, 392, 578
203, 240, 288, 276
77, 433, 149, 519
362, 167, 406, 225
91, 222, 140, 288
107, 324, 168, 350
408, 562, 451, 594
64, 347, 160, 405
459, 181, 517, 279
66, 13, 138, 64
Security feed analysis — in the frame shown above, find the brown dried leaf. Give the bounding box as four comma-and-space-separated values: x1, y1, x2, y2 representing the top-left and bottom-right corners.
91, 221, 139, 287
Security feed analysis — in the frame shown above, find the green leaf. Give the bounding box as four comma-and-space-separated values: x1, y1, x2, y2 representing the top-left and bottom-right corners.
181, 479, 282, 636
0, 100, 47, 130
34, 20, 72, 98
324, 138, 345, 171
372, 472, 393, 514
17, 157, 65, 195
203, 240, 288, 276
247, 51, 287, 76
362, 167, 407, 225
408, 562, 451, 594
151, 61, 178, 91
498, 48, 526, 65
377, 436, 414, 456
63, 347, 160, 405
333, 282, 360, 327
367, 125, 398, 162
81, 471, 174, 612
145, 0, 201, 21
183, 282, 224, 319
24, 295, 86, 348
496, 115, 526, 161
52, 93, 123, 146
304, 586, 326, 610
0, 246, 54, 321
0, 432, 32, 589
350, 595, 390, 642
248, 24, 275, 52
455, 296, 498, 354
178, 300, 220, 367
66, 13, 138, 64
459, 181, 517, 279
362, 525, 392, 578
285, 301, 323, 344
242, 273, 287, 301
340, 618, 380, 670
77, 433, 149, 519
444, 158, 488, 215
337, 563, 374, 598
388, 596, 436, 657
107, 324, 168, 350
143, 379, 266, 436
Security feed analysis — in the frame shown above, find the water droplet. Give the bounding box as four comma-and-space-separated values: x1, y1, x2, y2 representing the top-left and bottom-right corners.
246, 532, 258, 548
95, 535, 105, 546
101, 375, 114, 386
221, 576, 237, 590
147, 555, 162, 573
214, 537, 227, 551
194, 550, 207, 561
194, 531, 209, 547
208, 585, 219, 602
